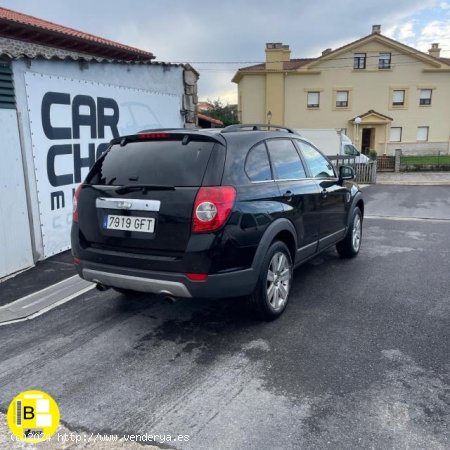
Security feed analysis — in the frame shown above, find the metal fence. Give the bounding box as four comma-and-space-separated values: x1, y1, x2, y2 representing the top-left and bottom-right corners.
328, 155, 377, 184
376, 155, 395, 171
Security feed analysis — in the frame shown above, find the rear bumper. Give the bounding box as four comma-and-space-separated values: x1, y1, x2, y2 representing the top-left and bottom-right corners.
76, 260, 257, 299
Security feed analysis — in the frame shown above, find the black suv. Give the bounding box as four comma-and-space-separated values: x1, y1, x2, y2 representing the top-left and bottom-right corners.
71, 125, 363, 320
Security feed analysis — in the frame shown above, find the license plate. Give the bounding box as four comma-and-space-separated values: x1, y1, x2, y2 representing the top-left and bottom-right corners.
103, 215, 155, 233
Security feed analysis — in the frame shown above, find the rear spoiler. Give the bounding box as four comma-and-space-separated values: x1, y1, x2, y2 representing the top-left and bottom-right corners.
110, 129, 225, 147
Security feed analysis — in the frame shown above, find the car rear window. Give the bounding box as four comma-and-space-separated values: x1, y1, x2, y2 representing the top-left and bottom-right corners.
86, 140, 214, 186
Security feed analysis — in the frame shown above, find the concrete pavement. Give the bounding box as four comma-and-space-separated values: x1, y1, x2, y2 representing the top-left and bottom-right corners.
0, 184, 449, 450
0, 412, 163, 450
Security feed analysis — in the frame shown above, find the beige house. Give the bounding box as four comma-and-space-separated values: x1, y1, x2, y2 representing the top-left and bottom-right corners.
232, 25, 450, 155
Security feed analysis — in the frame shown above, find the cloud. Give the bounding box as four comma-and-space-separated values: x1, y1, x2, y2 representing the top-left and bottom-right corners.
384, 25, 398, 39
398, 22, 416, 40
414, 20, 450, 52
0, 0, 445, 103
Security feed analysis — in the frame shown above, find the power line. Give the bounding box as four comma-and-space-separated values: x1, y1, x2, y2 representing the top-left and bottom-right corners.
171, 49, 450, 66
170, 51, 450, 72
187, 59, 450, 74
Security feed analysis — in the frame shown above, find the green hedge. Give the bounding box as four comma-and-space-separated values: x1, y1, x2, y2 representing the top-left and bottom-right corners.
401, 155, 450, 165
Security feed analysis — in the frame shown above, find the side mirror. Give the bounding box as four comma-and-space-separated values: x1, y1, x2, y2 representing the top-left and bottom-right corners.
339, 165, 355, 181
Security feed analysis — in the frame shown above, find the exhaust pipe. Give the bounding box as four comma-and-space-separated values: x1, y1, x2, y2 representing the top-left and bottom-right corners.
159, 290, 177, 303
95, 283, 110, 292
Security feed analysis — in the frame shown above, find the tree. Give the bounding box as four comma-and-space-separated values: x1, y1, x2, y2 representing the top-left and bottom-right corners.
201, 98, 239, 127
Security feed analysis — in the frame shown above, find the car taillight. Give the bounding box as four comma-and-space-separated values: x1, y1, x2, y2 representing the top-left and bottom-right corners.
138, 132, 171, 139
72, 184, 83, 223
185, 273, 208, 281
192, 186, 236, 233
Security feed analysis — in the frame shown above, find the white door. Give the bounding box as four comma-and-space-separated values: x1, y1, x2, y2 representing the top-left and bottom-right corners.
0, 109, 33, 278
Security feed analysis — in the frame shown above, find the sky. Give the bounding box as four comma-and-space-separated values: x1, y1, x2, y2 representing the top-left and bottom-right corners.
1, 0, 449, 104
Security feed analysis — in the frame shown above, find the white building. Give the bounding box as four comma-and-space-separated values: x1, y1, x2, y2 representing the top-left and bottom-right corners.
0, 6, 198, 278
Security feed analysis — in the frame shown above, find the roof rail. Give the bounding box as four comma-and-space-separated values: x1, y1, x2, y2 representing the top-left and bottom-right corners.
221, 124, 296, 133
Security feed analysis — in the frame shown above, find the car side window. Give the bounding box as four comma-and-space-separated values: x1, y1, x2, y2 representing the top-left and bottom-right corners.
344, 144, 359, 156
344, 144, 355, 155
245, 143, 272, 182
300, 141, 336, 178
266, 139, 307, 180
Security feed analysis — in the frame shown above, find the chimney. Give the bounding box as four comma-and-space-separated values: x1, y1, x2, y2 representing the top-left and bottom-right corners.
372, 24, 381, 34
322, 48, 332, 56
428, 43, 441, 58
265, 43, 291, 70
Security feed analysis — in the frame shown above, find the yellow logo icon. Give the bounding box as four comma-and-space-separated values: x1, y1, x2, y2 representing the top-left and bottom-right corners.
7, 390, 60, 443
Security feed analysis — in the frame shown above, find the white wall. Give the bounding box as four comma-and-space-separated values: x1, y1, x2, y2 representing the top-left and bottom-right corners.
0, 109, 33, 277
12, 59, 186, 260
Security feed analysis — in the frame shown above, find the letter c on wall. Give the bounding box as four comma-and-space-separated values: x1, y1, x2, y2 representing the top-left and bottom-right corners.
41, 92, 72, 140
47, 145, 74, 187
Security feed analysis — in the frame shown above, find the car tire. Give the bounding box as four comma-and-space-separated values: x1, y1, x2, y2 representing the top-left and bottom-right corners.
248, 240, 293, 321
336, 207, 362, 258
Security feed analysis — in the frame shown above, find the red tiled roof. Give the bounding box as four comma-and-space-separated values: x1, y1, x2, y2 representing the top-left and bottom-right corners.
0, 6, 154, 61
197, 113, 223, 126
197, 101, 213, 111
283, 58, 316, 70
239, 58, 315, 72
311, 32, 450, 67
236, 34, 450, 77
351, 110, 393, 121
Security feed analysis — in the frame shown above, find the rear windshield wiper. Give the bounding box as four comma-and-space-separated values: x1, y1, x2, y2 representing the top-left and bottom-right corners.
115, 184, 175, 194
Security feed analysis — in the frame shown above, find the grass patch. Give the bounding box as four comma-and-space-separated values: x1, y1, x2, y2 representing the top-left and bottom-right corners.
401, 155, 450, 165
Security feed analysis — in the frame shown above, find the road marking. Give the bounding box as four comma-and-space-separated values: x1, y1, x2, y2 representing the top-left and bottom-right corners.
0, 276, 94, 326
365, 215, 450, 223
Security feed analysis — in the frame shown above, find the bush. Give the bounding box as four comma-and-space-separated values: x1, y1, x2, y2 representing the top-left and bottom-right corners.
368, 149, 377, 160
401, 155, 450, 165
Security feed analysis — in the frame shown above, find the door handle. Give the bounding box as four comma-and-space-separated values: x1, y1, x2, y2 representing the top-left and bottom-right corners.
283, 190, 293, 201
321, 189, 328, 199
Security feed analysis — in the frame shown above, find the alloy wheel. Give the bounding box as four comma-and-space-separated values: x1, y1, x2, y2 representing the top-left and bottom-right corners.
352, 214, 362, 252
266, 251, 291, 311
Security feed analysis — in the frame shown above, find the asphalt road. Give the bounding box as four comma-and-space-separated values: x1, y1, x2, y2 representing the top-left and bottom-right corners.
1, 185, 449, 449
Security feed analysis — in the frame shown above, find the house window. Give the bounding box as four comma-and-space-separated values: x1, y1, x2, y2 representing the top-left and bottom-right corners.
416, 126, 429, 141
379, 53, 391, 69
392, 90, 405, 106
307, 92, 320, 108
336, 91, 349, 108
353, 53, 366, 69
419, 89, 432, 106
389, 127, 402, 142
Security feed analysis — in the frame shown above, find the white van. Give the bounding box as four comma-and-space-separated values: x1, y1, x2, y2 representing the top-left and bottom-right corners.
295, 128, 370, 164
